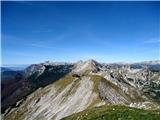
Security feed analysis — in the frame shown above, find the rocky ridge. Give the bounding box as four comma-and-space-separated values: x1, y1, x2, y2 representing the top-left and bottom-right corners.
2, 59, 160, 120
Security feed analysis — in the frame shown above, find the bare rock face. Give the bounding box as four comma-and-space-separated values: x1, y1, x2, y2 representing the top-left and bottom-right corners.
3, 76, 98, 120
24, 64, 46, 79
72, 59, 101, 74
98, 80, 129, 104
24, 63, 74, 90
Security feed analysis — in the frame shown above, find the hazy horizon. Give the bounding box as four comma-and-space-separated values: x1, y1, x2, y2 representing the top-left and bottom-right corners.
2, 1, 160, 64
1, 59, 160, 66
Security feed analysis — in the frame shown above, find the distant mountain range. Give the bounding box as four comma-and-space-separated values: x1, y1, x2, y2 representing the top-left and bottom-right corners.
1, 64, 29, 71
1, 60, 160, 120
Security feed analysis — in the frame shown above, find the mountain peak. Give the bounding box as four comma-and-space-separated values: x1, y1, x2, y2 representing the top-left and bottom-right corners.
72, 59, 100, 74
86, 59, 97, 64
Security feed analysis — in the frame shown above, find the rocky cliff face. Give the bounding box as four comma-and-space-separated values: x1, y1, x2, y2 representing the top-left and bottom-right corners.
2, 60, 160, 120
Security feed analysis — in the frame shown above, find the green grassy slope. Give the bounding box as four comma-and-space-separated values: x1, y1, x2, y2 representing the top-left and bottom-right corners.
61, 105, 160, 120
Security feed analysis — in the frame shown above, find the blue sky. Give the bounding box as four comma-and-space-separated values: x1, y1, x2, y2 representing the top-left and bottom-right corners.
2, 1, 160, 64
